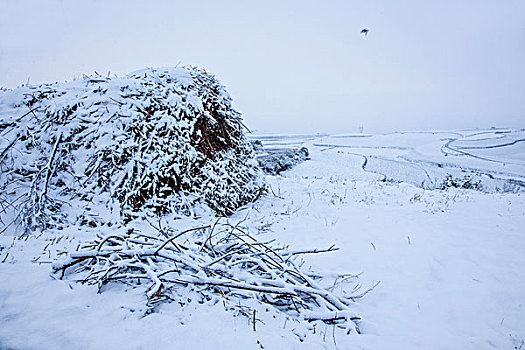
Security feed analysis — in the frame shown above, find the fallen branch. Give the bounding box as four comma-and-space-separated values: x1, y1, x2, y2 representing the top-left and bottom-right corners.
53, 222, 369, 332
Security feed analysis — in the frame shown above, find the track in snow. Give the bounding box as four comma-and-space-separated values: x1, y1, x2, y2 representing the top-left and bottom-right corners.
253, 128, 525, 193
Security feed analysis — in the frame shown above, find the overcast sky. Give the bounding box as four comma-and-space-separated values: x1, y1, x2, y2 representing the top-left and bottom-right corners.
1, 0, 524, 134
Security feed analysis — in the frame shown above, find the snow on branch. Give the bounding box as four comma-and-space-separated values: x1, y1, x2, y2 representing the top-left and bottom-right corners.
0, 67, 265, 234
53, 222, 367, 333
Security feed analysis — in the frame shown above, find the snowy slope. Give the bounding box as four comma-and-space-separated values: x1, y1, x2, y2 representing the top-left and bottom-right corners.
1, 129, 525, 349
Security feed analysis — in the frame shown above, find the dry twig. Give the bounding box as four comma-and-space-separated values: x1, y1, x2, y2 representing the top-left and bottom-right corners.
53, 223, 368, 332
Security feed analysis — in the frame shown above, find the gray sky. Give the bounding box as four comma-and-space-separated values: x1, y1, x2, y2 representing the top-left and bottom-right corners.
1, 0, 524, 133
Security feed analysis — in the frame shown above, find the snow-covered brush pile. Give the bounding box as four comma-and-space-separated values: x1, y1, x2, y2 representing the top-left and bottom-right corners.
439, 174, 483, 191
0, 67, 265, 233
255, 144, 310, 175
53, 221, 364, 333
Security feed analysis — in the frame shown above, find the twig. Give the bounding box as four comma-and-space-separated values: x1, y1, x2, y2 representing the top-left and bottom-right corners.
0, 136, 19, 163
16, 107, 39, 122
40, 132, 63, 201
154, 226, 210, 254
347, 281, 381, 300
283, 245, 339, 260
198, 217, 222, 253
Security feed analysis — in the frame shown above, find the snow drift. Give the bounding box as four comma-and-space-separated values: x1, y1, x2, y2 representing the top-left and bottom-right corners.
0, 67, 265, 233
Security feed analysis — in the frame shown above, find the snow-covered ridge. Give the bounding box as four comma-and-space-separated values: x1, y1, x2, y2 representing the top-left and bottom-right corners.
259, 129, 525, 193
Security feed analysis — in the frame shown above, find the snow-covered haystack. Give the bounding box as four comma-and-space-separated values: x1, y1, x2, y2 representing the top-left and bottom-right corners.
0, 67, 265, 233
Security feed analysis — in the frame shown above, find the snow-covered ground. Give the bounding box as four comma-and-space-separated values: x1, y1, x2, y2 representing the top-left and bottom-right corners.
1, 128, 524, 349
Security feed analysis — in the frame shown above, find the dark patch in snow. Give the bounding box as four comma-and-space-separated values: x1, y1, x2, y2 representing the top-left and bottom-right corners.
254, 143, 310, 175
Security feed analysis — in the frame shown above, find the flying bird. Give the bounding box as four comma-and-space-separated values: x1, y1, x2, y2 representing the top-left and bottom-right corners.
360, 28, 369, 36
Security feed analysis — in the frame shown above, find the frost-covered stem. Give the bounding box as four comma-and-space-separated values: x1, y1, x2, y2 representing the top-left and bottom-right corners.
139, 262, 163, 299
198, 217, 222, 253
165, 275, 298, 296
282, 245, 339, 260
346, 281, 381, 300
96, 235, 126, 251
0, 136, 19, 163
202, 245, 250, 268
40, 132, 62, 202
288, 260, 349, 311
154, 226, 210, 254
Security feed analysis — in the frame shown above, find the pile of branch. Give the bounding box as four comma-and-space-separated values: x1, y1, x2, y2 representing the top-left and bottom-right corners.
53, 222, 363, 333
0, 67, 265, 234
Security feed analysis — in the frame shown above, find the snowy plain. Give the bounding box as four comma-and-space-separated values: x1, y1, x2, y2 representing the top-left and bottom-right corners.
1, 128, 525, 349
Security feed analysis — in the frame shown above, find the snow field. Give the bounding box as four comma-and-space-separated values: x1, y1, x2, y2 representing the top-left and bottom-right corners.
1, 129, 525, 349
